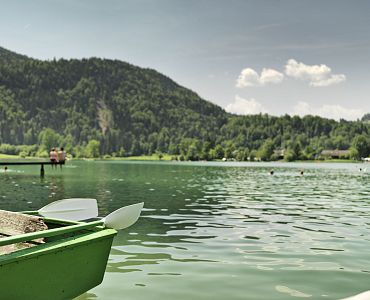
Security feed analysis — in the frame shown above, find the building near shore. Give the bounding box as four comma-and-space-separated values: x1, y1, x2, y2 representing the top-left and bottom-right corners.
320, 149, 351, 159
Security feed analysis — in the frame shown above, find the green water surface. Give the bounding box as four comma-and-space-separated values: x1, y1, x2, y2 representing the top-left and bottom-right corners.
0, 161, 369, 300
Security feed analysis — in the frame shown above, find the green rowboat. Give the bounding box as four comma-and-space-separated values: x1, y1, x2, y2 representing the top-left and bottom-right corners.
0, 200, 143, 299
0, 217, 117, 300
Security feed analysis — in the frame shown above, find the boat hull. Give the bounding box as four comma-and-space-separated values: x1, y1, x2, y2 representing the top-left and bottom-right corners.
0, 226, 116, 300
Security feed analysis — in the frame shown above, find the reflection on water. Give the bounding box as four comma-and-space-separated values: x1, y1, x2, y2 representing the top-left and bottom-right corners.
1, 161, 369, 299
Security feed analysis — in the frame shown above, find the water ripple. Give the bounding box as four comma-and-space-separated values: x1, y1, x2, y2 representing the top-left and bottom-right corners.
2, 161, 370, 300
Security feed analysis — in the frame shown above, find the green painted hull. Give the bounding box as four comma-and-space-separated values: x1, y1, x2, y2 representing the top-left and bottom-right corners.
0, 220, 117, 300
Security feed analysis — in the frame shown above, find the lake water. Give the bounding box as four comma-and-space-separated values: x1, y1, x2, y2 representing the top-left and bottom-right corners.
0, 161, 369, 299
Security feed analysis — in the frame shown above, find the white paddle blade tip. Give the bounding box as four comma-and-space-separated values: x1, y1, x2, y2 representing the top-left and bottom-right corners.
38, 198, 99, 221
104, 202, 144, 230
341, 291, 370, 300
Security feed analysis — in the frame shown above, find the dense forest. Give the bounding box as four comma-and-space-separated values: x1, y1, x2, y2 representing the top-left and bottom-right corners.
0, 46, 369, 161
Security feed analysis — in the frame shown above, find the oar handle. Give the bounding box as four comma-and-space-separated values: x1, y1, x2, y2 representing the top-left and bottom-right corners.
0, 220, 104, 247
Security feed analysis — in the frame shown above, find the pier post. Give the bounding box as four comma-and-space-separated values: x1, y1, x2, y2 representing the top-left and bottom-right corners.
40, 164, 45, 177
0, 161, 61, 176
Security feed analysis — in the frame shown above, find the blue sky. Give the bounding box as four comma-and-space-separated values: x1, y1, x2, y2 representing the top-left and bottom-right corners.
1, 0, 369, 120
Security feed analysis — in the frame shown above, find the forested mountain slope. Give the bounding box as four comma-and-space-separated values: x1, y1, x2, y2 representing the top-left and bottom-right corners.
0, 47, 227, 155
0, 47, 369, 159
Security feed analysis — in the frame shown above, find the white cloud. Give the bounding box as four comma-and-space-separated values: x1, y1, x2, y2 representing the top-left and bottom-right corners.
225, 95, 268, 115
292, 101, 363, 121
260, 68, 284, 85
285, 59, 345, 87
236, 68, 259, 87
236, 67, 284, 88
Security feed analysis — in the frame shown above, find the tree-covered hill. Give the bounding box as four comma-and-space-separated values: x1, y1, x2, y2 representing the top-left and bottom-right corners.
0, 47, 227, 156
0, 46, 29, 64
0, 46, 369, 160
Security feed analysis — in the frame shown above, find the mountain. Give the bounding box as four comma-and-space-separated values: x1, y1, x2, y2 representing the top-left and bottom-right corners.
0, 46, 29, 64
0, 47, 227, 155
0, 46, 369, 159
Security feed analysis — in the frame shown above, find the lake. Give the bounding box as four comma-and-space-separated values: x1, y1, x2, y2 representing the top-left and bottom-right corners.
0, 161, 369, 299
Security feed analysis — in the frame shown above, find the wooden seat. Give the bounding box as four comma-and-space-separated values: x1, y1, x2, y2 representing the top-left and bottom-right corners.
0, 210, 48, 255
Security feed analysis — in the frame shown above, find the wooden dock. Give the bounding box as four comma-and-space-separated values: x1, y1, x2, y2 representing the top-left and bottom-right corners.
0, 161, 65, 176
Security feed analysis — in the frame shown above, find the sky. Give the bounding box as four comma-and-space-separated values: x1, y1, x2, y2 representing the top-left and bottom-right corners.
0, 0, 369, 120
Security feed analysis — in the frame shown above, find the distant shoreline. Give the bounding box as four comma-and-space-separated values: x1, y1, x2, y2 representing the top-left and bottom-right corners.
0, 153, 363, 163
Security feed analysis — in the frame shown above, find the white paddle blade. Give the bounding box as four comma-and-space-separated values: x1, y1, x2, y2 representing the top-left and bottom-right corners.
38, 198, 99, 221
104, 202, 144, 230
341, 290, 370, 300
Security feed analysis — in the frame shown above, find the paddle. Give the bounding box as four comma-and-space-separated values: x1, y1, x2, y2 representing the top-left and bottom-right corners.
342, 290, 370, 300
22, 198, 99, 221
103, 202, 144, 230
0, 202, 144, 247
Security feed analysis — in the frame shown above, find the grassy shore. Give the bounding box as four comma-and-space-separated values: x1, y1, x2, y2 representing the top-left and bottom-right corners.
0, 153, 21, 159
293, 159, 359, 163
0, 154, 173, 161
105, 156, 362, 163
107, 154, 173, 161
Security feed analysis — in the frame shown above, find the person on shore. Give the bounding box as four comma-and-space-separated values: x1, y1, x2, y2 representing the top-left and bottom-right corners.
49, 148, 58, 169
57, 147, 66, 169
